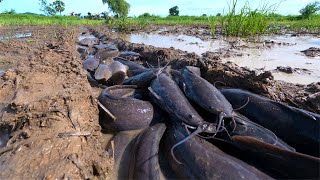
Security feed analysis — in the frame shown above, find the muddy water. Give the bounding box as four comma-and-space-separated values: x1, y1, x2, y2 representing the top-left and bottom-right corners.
223, 35, 320, 84
121, 32, 319, 85
120, 33, 228, 55
0, 32, 32, 40
78, 34, 96, 41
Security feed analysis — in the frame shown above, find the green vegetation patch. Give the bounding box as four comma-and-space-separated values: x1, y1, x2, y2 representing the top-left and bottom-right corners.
0, 14, 104, 26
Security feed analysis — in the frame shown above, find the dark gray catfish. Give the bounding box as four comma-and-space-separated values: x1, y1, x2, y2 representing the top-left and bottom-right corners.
123, 69, 156, 88
130, 123, 167, 180
161, 124, 272, 180
106, 130, 142, 180
221, 88, 320, 157
232, 135, 320, 179
232, 113, 295, 151
119, 51, 141, 61
192, 101, 295, 151
82, 56, 99, 71
98, 85, 163, 132
181, 68, 234, 133
148, 73, 216, 133
185, 66, 201, 76
115, 59, 148, 77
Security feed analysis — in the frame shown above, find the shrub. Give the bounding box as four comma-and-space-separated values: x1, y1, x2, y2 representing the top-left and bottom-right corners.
300, 1, 320, 19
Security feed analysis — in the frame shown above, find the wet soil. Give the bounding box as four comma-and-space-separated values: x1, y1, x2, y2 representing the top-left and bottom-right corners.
0, 25, 319, 179
0, 26, 113, 179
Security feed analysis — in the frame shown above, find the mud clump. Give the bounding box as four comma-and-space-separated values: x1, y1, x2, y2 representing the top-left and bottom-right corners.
301, 47, 320, 57
276, 66, 293, 74
0, 26, 113, 179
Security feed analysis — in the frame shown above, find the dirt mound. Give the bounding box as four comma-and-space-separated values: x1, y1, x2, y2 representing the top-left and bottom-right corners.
0, 26, 113, 179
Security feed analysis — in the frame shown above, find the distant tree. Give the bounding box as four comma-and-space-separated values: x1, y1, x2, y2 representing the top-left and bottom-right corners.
138, 12, 151, 18
52, 0, 65, 15
300, 1, 320, 19
2, 9, 16, 14
216, 13, 221, 16
202, 14, 207, 16
102, 0, 130, 18
39, 0, 65, 16
39, 0, 56, 15
169, 6, 179, 16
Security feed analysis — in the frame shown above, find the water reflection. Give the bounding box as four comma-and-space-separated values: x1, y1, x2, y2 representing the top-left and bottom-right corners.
223, 35, 320, 84
0, 33, 32, 40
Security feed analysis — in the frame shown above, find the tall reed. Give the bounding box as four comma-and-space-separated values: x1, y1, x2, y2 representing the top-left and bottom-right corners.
217, 0, 278, 37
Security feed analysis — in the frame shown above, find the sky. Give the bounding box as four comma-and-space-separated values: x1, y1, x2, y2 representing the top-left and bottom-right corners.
0, 0, 317, 16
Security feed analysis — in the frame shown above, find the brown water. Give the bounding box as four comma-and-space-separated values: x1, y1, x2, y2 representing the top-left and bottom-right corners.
120, 33, 229, 55
223, 35, 320, 85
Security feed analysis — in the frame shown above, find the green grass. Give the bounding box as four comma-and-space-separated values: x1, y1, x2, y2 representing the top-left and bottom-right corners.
1, 13, 319, 36
108, 14, 320, 35
268, 14, 320, 32
210, 0, 278, 37
0, 14, 105, 26
129, 15, 211, 25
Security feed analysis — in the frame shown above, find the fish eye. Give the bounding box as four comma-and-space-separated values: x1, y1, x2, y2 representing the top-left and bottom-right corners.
188, 114, 194, 119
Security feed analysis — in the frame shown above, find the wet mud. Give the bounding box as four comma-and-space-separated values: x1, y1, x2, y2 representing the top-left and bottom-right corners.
0, 26, 113, 179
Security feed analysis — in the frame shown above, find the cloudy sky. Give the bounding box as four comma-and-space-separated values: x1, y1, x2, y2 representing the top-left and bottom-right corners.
0, 0, 316, 16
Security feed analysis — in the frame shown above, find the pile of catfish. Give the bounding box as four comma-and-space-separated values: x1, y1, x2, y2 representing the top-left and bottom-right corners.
78, 31, 320, 180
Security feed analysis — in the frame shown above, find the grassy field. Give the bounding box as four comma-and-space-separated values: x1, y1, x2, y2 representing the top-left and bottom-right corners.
0, 14, 104, 26
0, 13, 319, 36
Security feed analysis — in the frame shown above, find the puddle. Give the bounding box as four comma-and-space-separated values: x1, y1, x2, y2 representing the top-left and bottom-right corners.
121, 33, 319, 84
0, 33, 32, 40
271, 72, 319, 85
120, 33, 228, 55
78, 34, 96, 41
223, 35, 320, 85
0, 126, 10, 149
